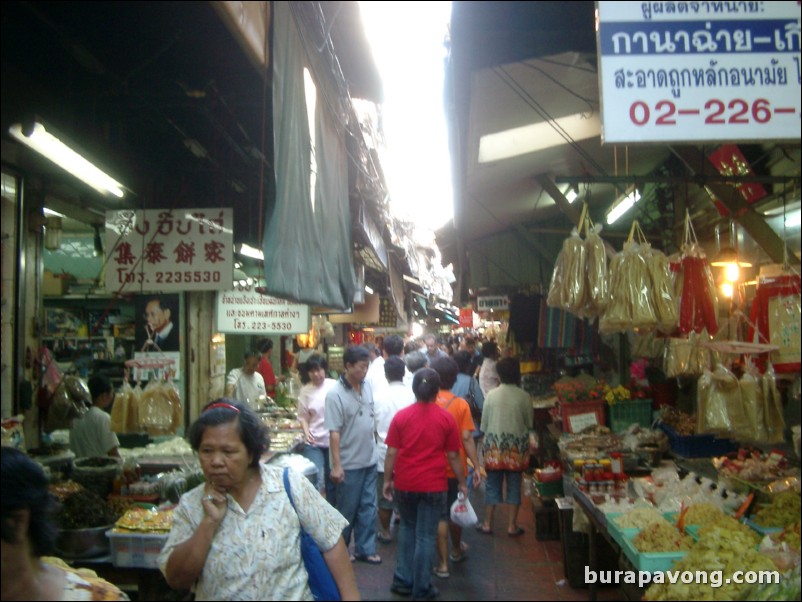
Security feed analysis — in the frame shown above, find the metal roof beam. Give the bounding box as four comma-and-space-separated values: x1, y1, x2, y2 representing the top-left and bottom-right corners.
670, 145, 800, 267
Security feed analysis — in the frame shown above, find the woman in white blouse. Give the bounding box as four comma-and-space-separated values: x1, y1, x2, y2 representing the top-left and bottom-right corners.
297, 354, 338, 500
160, 399, 359, 600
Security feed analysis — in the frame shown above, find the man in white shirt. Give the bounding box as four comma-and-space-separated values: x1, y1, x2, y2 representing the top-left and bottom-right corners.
373, 356, 415, 543
364, 342, 386, 394
226, 350, 266, 405
70, 374, 120, 458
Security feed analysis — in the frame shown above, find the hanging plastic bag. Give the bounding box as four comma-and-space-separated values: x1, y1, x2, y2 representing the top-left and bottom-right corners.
646, 247, 679, 333
740, 368, 767, 442
762, 363, 786, 444
110, 381, 130, 434
583, 216, 609, 318
697, 366, 735, 435
676, 211, 718, 336
547, 227, 586, 313
450, 492, 478, 528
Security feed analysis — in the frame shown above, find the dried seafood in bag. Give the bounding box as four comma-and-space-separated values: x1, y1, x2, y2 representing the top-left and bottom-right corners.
740, 369, 767, 442
646, 248, 678, 333
599, 250, 629, 333
583, 224, 608, 317
547, 228, 586, 312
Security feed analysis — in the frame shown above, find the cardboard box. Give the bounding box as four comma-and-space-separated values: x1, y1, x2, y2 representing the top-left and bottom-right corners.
43, 271, 68, 296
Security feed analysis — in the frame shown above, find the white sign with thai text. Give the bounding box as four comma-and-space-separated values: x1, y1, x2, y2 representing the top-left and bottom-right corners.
105, 208, 233, 293
597, 1, 801, 143
216, 288, 310, 334
477, 295, 510, 312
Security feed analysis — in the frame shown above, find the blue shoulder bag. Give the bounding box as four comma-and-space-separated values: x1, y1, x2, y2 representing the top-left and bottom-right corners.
283, 468, 341, 601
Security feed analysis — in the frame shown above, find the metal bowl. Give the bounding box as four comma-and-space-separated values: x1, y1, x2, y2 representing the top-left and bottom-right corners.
56, 525, 114, 559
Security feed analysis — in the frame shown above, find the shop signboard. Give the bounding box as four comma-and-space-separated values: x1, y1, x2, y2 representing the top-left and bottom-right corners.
459, 307, 477, 328
597, 1, 801, 143
104, 208, 233, 293
215, 287, 310, 334
477, 295, 510, 312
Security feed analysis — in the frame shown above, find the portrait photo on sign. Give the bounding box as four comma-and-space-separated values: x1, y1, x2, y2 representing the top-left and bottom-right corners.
135, 294, 180, 352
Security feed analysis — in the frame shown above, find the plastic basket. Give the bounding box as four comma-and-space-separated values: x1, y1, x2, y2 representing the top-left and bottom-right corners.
621, 532, 687, 573
535, 479, 565, 498
657, 423, 738, 458
609, 398, 653, 432
106, 530, 169, 569
560, 400, 606, 433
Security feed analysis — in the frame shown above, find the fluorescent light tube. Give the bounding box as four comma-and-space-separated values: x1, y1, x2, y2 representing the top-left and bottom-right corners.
238, 243, 264, 260
9, 122, 125, 198
606, 189, 641, 225
478, 112, 600, 163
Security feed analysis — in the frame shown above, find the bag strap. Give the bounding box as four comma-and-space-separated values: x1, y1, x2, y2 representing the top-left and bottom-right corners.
283, 467, 299, 514
444, 393, 457, 411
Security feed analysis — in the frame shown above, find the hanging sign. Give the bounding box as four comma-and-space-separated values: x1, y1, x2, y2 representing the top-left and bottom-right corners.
216, 287, 310, 334
105, 208, 233, 293
597, 1, 801, 143
459, 307, 477, 328
477, 295, 510, 312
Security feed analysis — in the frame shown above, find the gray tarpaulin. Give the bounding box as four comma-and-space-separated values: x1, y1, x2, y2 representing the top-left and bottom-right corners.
262, 1, 357, 310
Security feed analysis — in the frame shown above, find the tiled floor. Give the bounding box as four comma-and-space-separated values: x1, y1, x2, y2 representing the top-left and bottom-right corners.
350, 487, 622, 601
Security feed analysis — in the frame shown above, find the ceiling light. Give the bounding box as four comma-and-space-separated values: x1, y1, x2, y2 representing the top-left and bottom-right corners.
605, 187, 641, 225
711, 247, 752, 282
786, 210, 801, 228
9, 122, 125, 198
43, 207, 66, 218
565, 187, 579, 204
478, 112, 601, 163
364, 285, 374, 295
237, 243, 264, 260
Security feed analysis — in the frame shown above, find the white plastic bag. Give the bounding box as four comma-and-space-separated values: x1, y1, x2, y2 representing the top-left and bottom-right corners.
450, 492, 477, 528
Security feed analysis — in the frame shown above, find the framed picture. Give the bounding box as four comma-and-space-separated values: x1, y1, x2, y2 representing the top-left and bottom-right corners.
45, 307, 83, 336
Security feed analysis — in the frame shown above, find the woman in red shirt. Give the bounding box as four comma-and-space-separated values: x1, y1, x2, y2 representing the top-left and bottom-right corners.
383, 368, 468, 600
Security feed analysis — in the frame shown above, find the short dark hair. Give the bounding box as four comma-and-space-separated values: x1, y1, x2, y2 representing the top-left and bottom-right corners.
384, 356, 406, 383
188, 399, 269, 467
496, 357, 521, 385
382, 335, 404, 357
299, 353, 328, 384
343, 344, 371, 366
453, 350, 473, 374
87, 374, 113, 402
258, 338, 273, 353
1, 447, 59, 557
363, 343, 380, 358
481, 341, 499, 359
430, 356, 458, 390
405, 350, 428, 373
243, 349, 260, 362
404, 340, 419, 355
412, 368, 440, 402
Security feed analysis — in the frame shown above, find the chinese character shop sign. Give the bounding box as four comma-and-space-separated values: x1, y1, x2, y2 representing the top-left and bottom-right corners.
105, 209, 233, 293
597, 1, 801, 144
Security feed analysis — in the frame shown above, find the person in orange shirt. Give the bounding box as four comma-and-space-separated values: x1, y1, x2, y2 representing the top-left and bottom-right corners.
430, 356, 481, 579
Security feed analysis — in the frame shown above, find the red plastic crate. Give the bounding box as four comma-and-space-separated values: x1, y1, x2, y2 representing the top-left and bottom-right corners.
560, 400, 606, 433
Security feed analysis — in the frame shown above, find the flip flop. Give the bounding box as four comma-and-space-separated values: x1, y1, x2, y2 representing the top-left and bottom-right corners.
475, 525, 493, 535
432, 567, 450, 579
507, 527, 525, 537
353, 553, 382, 565
449, 541, 469, 563
376, 531, 392, 544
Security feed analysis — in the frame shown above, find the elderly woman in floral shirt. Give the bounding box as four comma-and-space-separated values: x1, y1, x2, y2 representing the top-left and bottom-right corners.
476, 358, 533, 537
